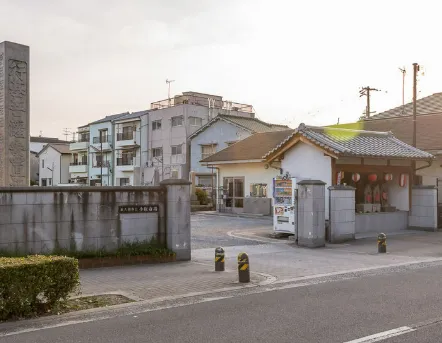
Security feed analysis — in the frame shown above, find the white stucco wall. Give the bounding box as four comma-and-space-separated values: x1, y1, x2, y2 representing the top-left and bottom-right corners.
416, 158, 442, 202
216, 162, 279, 208
281, 142, 332, 219
38, 147, 70, 186
387, 173, 410, 211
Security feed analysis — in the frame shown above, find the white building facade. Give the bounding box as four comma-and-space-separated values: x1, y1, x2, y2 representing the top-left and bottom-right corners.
69, 91, 255, 186
143, 91, 255, 185
69, 125, 90, 184
37, 144, 71, 186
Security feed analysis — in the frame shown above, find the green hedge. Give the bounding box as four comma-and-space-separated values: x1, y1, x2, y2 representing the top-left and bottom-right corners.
0, 255, 80, 320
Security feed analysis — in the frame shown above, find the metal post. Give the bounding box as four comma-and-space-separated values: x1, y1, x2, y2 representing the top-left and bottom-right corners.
215, 247, 225, 271
237, 252, 250, 283
377, 233, 387, 253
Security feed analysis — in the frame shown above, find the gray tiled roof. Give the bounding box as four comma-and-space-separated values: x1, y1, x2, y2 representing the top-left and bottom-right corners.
190, 114, 289, 139
264, 124, 434, 160
88, 112, 130, 125
114, 110, 148, 122
367, 92, 442, 120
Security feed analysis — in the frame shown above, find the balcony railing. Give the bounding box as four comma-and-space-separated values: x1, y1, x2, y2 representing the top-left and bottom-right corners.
116, 158, 134, 166
76, 136, 89, 143
117, 132, 134, 141
93, 135, 111, 144
93, 161, 110, 168
70, 161, 88, 166
151, 96, 255, 114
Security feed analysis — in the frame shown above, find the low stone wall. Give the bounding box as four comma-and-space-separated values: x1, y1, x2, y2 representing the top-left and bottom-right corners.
244, 197, 271, 216
356, 211, 408, 233
0, 179, 191, 260
409, 185, 438, 231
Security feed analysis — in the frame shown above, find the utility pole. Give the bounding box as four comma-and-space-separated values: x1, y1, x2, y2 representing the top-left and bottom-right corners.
166, 79, 175, 107
399, 67, 406, 112
62, 128, 71, 142
412, 63, 419, 148
359, 86, 380, 118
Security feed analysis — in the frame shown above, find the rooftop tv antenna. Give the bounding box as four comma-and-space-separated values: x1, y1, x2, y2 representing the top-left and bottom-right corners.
166, 79, 175, 107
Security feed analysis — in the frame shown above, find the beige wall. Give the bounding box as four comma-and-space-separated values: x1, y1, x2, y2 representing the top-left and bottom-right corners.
216, 162, 279, 204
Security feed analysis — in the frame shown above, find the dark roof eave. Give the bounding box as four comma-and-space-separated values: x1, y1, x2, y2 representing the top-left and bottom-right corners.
338, 152, 434, 161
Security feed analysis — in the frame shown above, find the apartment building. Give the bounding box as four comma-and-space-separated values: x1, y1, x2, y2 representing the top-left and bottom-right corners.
69, 111, 145, 186
113, 111, 143, 186
69, 125, 90, 184
143, 91, 255, 185
68, 91, 255, 186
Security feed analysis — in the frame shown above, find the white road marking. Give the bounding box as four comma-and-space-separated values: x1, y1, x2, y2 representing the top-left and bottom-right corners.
343, 326, 416, 343
3, 260, 442, 338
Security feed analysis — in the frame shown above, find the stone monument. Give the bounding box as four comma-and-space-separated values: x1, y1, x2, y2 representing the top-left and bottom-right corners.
0, 41, 30, 186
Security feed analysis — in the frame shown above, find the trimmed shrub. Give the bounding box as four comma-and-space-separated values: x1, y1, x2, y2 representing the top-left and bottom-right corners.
0, 255, 80, 320
195, 188, 209, 205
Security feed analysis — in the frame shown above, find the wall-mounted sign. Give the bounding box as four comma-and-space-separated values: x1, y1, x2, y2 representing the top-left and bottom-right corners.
118, 205, 159, 214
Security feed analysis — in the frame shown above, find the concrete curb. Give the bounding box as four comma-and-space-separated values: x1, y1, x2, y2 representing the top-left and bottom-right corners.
3, 258, 442, 337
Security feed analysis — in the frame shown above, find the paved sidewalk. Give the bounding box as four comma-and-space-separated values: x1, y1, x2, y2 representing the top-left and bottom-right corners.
193, 231, 442, 280
80, 261, 267, 301
80, 230, 442, 302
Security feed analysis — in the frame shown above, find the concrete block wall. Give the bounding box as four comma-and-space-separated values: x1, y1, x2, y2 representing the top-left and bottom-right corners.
328, 185, 355, 243
409, 186, 437, 231
0, 180, 192, 260
160, 179, 191, 261
297, 180, 326, 248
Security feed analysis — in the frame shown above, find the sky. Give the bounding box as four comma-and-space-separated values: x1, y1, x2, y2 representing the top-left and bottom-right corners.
1, 0, 442, 139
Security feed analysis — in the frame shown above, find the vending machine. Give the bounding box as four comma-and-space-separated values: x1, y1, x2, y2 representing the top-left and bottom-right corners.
273, 175, 297, 235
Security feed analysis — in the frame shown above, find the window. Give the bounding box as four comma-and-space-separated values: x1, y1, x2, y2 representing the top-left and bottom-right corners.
201, 144, 216, 160
41, 159, 44, 168
41, 179, 47, 186
117, 126, 134, 141
100, 130, 108, 142
152, 147, 162, 158
152, 120, 162, 131
48, 178, 52, 186
189, 117, 202, 126
117, 150, 136, 166
223, 177, 244, 208
78, 132, 89, 142
250, 183, 267, 197
171, 145, 182, 155
119, 178, 130, 186
198, 176, 214, 187
171, 170, 179, 178
95, 154, 102, 167
171, 116, 184, 127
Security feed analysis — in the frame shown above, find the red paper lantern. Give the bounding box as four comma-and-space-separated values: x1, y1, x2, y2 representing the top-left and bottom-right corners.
368, 173, 378, 182
399, 174, 407, 187
384, 173, 393, 182
352, 173, 360, 182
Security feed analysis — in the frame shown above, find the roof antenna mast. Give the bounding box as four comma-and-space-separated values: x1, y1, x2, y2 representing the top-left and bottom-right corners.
166, 79, 175, 107
399, 67, 406, 114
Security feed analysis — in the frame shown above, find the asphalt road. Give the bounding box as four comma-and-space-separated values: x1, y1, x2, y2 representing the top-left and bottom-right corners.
191, 214, 271, 249
5, 263, 442, 343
